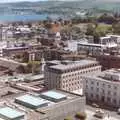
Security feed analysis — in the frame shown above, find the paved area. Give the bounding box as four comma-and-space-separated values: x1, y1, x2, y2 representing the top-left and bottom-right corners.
86, 105, 120, 120
86, 110, 118, 120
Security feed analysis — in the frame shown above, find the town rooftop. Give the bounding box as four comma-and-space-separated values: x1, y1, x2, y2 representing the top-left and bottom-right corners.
0, 107, 24, 120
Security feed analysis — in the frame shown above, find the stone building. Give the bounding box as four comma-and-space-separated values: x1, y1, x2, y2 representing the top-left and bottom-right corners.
44, 60, 101, 94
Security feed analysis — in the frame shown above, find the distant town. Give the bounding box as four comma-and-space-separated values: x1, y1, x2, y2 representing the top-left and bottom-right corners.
0, 0, 120, 120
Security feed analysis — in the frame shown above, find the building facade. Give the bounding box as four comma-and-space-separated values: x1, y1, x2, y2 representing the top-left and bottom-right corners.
78, 43, 105, 56
44, 60, 101, 93
96, 54, 120, 70
77, 42, 117, 56
82, 69, 120, 108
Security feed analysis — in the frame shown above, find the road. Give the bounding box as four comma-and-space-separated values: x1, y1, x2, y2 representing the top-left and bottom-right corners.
86, 105, 120, 120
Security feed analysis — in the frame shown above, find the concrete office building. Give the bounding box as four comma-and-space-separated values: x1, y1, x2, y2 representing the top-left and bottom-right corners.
14, 90, 85, 120
105, 35, 120, 44
77, 42, 117, 56
0, 107, 25, 120
78, 43, 105, 56
82, 69, 120, 108
100, 36, 118, 46
15, 94, 49, 109
44, 60, 101, 93
96, 53, 120, 70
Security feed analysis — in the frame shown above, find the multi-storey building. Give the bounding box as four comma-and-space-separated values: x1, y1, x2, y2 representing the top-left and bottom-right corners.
44, 60, 101, 93
96, 53, 120, 70
77, 42, 117, 56
0, 89, 86, 120
82, 69, 120, 108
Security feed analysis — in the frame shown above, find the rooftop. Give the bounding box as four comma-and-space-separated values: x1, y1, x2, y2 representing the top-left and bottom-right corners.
3, 46, 29, 50
84, 69, 120, 83
78, 43, 105, 47
15, 94, 48, 109
0, 107, 24, 120
49, 60, 98, 71
24, 74, 44, 81
41, 91, 67, 102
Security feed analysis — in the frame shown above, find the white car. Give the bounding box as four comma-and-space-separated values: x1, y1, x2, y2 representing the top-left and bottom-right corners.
94, 109, 105, 119
117, 108, 120, 115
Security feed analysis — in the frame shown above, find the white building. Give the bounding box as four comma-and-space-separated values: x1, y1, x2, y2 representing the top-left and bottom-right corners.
44, 60, 101, 94
77, 41, 117, 56
78, 43, 106, 56
100, 36, 118, 47
106, 35, 120, 44
82, 69, 120, 108
64, 39, 88, 53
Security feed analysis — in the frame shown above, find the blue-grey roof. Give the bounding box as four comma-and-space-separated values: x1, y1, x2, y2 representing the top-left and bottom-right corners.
0, 107, 24, 119
50, 60, 98, 71
15, 94, 48, 107
41, 91, 66, 100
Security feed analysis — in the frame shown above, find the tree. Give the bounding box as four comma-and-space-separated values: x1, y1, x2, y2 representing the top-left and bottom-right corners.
7, 70, 14, 76
112, 22, 120, 34
64, 116, 72, 120
93, 31, 101, 44
16, 65, 25, 73
98, 13, 116, 24
75, 112, 87, 120
86, 24, 95, 36
22, 52, 29, 63
26, 61, 41, 74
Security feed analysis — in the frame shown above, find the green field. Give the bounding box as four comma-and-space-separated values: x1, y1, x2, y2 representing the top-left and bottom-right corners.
96, 23, 112, 33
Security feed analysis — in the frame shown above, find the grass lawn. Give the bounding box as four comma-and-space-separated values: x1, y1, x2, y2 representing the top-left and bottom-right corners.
96, 23, 112, 33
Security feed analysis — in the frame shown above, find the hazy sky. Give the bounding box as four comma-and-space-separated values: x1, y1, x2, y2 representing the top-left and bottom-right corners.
0, 0, 45, 3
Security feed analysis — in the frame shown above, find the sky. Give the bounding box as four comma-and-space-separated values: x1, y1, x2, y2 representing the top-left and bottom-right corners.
0, 0, 46, 3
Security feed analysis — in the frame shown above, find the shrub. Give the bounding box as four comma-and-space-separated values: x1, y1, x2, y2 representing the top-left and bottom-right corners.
64, 116, 73, 120
75, 112, 87, 120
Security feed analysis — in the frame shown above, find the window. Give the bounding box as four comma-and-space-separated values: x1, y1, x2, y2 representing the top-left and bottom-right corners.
102, 89, 105, 94
107, 97, 111, 102
108, 85, 111, 88
96, 94, 99, 99
91, 81, 94, 85
97, 88, 99, 92
102, 83, 105, 87
113, 99, 116, 104
114, 92, 117, 96
114, 86, 117, 90
108, 91, 111, 95
91, 87, 93, 90
91, 94, 93, 98
97, 82, 99, 86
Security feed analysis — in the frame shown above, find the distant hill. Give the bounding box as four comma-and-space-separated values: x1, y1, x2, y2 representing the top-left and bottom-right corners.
0, 0, 120, 15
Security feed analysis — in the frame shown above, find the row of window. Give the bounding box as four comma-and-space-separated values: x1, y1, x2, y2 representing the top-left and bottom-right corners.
87, 93, 119, 105
62, 68, 101, 79
63, 80, 81, 84
86, 80, 117, 90
87, 86, 117, 96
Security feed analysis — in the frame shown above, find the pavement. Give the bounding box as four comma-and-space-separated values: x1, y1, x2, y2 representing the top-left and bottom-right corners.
86, 105, 120, 120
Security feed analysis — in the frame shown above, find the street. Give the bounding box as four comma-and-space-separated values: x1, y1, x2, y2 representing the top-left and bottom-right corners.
86, 105, 120, 120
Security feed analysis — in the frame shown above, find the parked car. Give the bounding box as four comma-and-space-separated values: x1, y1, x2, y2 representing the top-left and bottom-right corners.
94, 109, 105, 119
92, 103, 99, 108
117, 108, 120, 115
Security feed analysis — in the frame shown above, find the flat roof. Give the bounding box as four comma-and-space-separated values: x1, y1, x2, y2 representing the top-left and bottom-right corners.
25, 74, 44, 81
50, 60, 98, 71
41, 91, 67, 100
78, 43, 104, 47
0, 118, 4, 120
0, 107, 24, 119
82, 69, 120, 83
3, 46, 29, 50
15, 94, 48, 107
